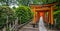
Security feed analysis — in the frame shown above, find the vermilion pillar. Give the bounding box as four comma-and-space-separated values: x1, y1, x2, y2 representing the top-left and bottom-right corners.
36, 12, 40, 22
33, 8, 36, 24
30, 3, 57, 26
50, 7, 54, 25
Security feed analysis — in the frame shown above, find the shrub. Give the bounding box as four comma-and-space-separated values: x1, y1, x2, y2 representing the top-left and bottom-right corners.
0, 6, 15, 29
54, 9, 60, 29
15, 5, 33, 24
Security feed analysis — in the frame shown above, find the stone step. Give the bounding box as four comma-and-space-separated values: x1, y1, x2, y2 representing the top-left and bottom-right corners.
20, 27, 38, 31
24, 24, 32, 27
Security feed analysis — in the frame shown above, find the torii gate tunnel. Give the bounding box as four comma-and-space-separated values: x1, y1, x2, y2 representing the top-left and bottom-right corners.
30, 3, 57, 26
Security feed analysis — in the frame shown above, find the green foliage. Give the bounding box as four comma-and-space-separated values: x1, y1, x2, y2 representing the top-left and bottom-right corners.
0, 0, 58, 6
17, 0, 29, 6
33, 0, 39, 4
15, 5, 33, 24
0, 6, 15, 29
0, 0, 17, 6
32, 0, 57, 4
54, 8, 60, 29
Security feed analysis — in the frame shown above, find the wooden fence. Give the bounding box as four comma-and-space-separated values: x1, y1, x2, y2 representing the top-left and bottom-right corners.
0, 16, 32, 31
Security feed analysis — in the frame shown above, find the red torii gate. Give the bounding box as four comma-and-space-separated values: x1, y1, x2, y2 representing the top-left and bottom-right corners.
30, 3, 57, 27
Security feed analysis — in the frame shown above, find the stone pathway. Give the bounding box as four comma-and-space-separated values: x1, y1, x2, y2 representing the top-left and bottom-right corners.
19, 22, 58, 31
20, 27, 38, 31
19, 21, 38, 31
19, 16, 58, 31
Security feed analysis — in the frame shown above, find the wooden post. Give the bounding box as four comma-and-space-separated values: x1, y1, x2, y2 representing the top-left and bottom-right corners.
43, 12, 45, 22
48, 6, 54, 25
9, 23, 11, 31
50, 6, 54, 25
15, 17, 19, 31
3, 26, 6, 31
20, 17, 21, 24
12, 21, 15, 31
6, 16, 9, 31
36, 12, 40, 22
33, 8, 36, 24
48, 10, 51, 24
44, 12, 48, 23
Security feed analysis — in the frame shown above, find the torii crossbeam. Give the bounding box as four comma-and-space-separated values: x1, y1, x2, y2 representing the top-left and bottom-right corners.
30, 2, 57, 27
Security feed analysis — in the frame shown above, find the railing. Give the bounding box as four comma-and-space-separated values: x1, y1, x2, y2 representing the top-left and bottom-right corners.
0, 16, 32, 31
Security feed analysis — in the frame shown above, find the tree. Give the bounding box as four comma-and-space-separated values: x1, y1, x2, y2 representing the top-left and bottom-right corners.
0, 6, 15, 29
0, 0, 18, 6
15, 5, 33, 24
17, 0, 30, 6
